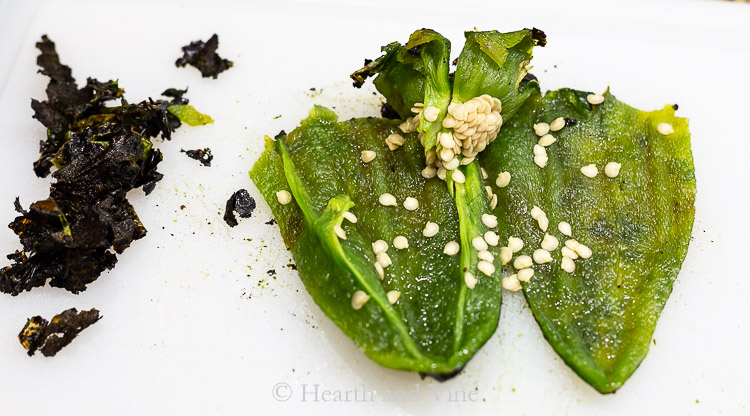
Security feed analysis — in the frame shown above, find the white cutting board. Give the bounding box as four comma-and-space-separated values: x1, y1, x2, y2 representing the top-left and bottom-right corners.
1, 0, 749, 414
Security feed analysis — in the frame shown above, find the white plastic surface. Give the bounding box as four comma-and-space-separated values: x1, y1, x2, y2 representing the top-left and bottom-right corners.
0, 0, 749, 414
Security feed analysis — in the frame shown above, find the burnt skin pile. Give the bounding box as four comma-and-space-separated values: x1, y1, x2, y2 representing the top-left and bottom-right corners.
0, 36, 210, 296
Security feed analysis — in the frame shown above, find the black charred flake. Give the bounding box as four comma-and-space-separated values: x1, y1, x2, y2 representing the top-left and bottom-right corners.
181, 148, 213, 166
564, 118, 578, 127
265, 218, 277, 225
19, 308, 100, 357
380, 102, 400, 120
224, 189, 256, 227
522, 73, 538, 83
175, 34, 233, 79
0, 37, 201, 296
531, 28, 547, 47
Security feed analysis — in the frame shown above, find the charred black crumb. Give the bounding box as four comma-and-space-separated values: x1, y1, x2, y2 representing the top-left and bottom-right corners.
19, 308, 100, 357
673, 104, 679, 111
265, 218, 277, 225
522, 73, 538, 83
175, 34, 233, 79
452, 58, 458, 66
531, 28, 547, 47
380, 102, 400, 119
564, 118, 578, 127
181, 148, 213, 166
309, 87, 317, 91
363, 59, 372, 66
407, 45, 423, 55
223, 189, 256, 227
288, 263, 297, 270
267, 269, 276, 276
1, 36, 201, 296
180, 205, 186, 210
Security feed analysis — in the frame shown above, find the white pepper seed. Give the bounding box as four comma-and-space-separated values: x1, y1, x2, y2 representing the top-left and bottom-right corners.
485, 185, 493, 199
514, 255, 533, 269
377, 251, 392, 268
460, 156, 475, 166
587, 94, 604, 105
517, 267, 535, 282
387, 290, 401, 304
558, 221, 572, 237
580, 164, 598, 178
343, 212, 357, 223
482, 213, 498, 228
393, 235, 409, 250
403, 197, 419, 211
502, 275, 522, 292
477, 250, 494, 262
439, 132, 455, 148
444, 241, 460, 256
423, 221, 439, 237
477, 260, 496, 276
538, 134, 556, 147
533, 144, 546, 156
534, 154, 548, 168
541, 234, 559, 251
500, 247, 512, 265
423, 106, 440, 122
472, 236, 489, 251
464, 272, 478, 289
561, 257, 576, 273
422, 166, 437, 179
481, 167, 489, 180
451, 170, 466, 183
533, 248, 552, 264
351, 290, 371, 310
379, 193, 397, 206
565, 239, 579, 251
372, 240, 388, 255
574, 243, 592, 259
443, 157, 460, 171
437, 167, 447, 180
604, 162, 621, 178
561, 246, 579, 259
537, 215, 549, 232
549, 117, 565, 132
333, 225, 347, 240
484, 231, 500, 247
657, 122, 674, 135
490, 194, 498, 210
533, 122, 550, 137
496, 171, 511, 188
385, 133, 405, 151
374, 262, 384, 279
361, 150, 376, 163
508, 237, 524, 253
276, 190, 292, 205
530, 206, 544, 220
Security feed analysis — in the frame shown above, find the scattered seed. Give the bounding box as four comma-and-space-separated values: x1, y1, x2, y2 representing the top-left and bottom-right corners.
561, 257, 576, 273
490, 194, 498, 210
565, 239, 579, 251
374, 262, 384, 279
351, 290, 370, 310
276, 190, 292, 205
481, 167, 489, 180
517, 268, 534, 282
533, 144, 546, 156
561, 246, 579, 259
385, 133, 405, 151
549, 117, 565, 132
377, 251, 392, 268
443, 157, 460, 171
508, 237, 524, 253
541, 234, 559, 251
361, 150, 376, 163
423, 106, 440, 122
451, 170, 466, 183
423, 221, 439, 237
533, 122, 550, 136
534, 154, 548, 168
496, 171, 511, 188
538, 134, 556, 147
574, 243, 592, 259
514, 255, 533, 269
558, 221, 572, 237
386, 290, 401, 304
604, 162, 621, 178
460, 157, 475, 166
502, 275, 522, 292
657, 122, 674, 135
464, 271, 478, 289
372, 240, 388, 254
530, 206, 544, 220
485, 185, 494, 199
477, 250, 494, 262
472, 236, 489, 251
444, 241, 460, 256
537, 216, 549, 232
393, 236, 409, 250
500, 247, 512, 265
580, 164, 598, 178
482, 213, 498, 228
437, 167, 447, 180
422, 166, 437, 179
439, 132, 454, 148
477, 260, 496, 276
333, 225, 347, 240
484, 231, 500, 247
379, 193, 397, 206
533, 248, 552, 264
403, 197, 419, 211
342, 212, 357, 224
587, 94, 604, 105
